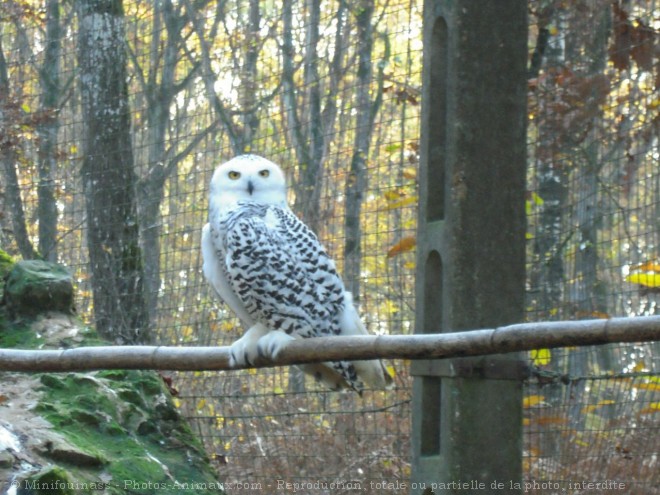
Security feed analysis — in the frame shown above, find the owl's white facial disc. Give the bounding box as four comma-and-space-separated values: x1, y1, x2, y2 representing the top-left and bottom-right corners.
210, 154, 288, 210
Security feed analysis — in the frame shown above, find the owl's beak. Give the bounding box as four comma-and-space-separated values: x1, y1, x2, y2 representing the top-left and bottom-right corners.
247, 180, 255, 195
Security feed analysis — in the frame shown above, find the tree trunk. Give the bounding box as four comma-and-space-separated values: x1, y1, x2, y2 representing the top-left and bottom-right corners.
138, 0, 182, 320
293, 0, 324, 232
531, 7, 568, 320
239, 0, 261, 151
77, 0, 150, 344
0, 37, 36, 259
344, 0, 378, 304
36, 0, 62, 262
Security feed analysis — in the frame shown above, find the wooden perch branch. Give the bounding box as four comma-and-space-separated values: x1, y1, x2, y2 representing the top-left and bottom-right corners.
1, 316, 659, 373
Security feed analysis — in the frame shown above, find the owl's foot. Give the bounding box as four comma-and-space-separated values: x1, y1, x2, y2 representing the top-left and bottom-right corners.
229, 324, 269, 367
257, 331, 296, 360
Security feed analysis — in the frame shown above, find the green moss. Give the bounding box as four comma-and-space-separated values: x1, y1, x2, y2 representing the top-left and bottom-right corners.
4, 260, 74, 316
0, 250, 14, 302
95, 369, 128, 381
40, 374, 67, 389
69, 409, 101, 427
21, 467, 75, 495
0, 311, 43, 348
0, 249, 14, 273
0, 309, 102, 350
36, 370, 221, 494
117, 387, 146, 408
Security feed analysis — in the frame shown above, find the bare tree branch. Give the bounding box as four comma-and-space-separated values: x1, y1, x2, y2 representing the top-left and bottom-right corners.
1, 316, 659, 373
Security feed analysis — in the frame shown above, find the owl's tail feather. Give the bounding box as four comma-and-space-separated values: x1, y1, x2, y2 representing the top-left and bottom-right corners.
299, 360, 392, 392
297, 363, 352, 391
338, 292, 394, 390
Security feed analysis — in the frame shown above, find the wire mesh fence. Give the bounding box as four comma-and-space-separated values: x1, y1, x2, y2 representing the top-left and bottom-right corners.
0, 0, 658, 493
525, 1, 659, 493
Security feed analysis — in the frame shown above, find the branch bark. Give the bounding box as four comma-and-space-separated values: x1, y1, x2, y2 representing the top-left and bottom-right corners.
1, 316, 658, 372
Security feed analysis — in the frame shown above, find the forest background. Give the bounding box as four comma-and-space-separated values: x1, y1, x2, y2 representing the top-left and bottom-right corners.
0, 0, 658, 492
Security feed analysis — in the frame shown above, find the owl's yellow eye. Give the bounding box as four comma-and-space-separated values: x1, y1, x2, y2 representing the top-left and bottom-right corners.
228, 171, 241, 180
258, 169, 270, 178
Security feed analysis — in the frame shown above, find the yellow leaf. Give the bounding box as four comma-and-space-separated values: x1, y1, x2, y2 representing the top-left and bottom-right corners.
386, 196, 418, 210
404, 261, 415, 270
387, 236, 416, 258
581, 400, 615, 414
574, 439, 590, 447
523, 395, 545, 408
386, 365, 396, 378
530, 348, 551, 366
402, 168, 417, 180
535, 415, 569, 425
625, 272, 660, 288
383, 190, 405, 201
636, 260, 660, 272
196, 399, 206, 411
632, 361, 647, 373
635, 383, 660, 392
574, 310, 610, 319
639, 402, 660, 414
221, 321, 236, 333
525, 192, 544, 215
522, 417, 531, 426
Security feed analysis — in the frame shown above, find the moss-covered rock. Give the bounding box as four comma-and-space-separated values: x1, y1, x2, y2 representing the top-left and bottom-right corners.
30, 370, 222, 493
0, 275, 224, 494
3, 260, 74, 317
1, 366, 225, 494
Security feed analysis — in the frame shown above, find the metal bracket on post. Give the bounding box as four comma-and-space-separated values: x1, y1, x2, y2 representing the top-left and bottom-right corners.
411, 358, 530, 381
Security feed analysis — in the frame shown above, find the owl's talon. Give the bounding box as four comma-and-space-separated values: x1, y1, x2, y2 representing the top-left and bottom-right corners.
228, 324, 269, 368
257, 331, 296, 361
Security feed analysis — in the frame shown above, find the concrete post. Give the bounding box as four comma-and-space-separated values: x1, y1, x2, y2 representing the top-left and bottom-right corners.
412, 1, 528, 493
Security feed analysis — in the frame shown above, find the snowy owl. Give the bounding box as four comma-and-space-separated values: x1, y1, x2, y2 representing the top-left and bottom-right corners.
201, 154, 392, 391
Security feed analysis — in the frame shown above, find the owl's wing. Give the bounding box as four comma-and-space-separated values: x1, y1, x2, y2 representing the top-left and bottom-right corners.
221, 205, 345, 339
201, 223, 254, 326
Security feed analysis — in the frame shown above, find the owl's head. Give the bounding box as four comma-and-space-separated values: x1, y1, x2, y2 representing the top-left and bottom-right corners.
210, 154, 288, 209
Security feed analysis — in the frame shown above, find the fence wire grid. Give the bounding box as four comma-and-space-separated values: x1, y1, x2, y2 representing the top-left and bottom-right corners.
0, 0, 658, 494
